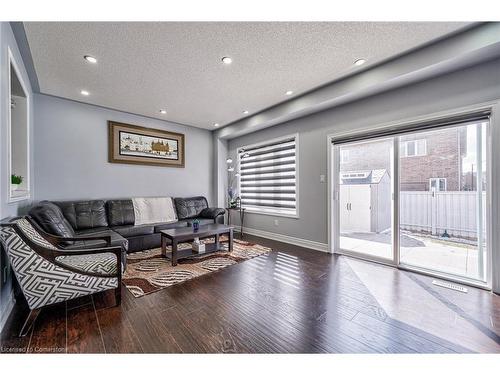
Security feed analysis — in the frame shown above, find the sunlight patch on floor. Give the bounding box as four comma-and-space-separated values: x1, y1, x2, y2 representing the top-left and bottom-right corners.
344, 257, 500, 353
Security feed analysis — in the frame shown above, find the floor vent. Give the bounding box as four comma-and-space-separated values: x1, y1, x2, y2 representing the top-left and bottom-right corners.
432, 280, 468, 293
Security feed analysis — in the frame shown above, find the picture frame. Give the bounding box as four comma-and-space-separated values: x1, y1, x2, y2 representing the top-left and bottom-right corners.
108, 121, 185, 168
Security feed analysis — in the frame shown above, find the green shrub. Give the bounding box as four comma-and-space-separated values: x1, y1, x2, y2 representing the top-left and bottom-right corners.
11, 174, 23, 184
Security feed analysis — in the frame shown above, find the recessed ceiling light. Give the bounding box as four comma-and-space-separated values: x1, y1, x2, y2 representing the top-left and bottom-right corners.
159, 109, 167, 114
213, 123, 220, 127
84, 55, 97, 64
221, 56, 233, 64
80, 90, 90, 96
285, 90, 294, 96
354, 59, 366, 66
242, 110, 249, 115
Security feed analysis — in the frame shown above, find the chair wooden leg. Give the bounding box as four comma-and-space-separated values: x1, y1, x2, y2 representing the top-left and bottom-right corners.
114, 287, 121, 306
19, 308, 41, 337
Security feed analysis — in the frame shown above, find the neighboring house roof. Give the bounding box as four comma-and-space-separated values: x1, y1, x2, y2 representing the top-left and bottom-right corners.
340, 169, 388, 185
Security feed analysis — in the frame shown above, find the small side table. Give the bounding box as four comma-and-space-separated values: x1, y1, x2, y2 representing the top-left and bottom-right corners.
226, 207, 246, 238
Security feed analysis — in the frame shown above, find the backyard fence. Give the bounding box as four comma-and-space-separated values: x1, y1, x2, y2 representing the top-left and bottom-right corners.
400, 191, 486, 240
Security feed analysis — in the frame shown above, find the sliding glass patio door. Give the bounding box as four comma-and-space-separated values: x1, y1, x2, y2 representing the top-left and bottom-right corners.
337, 138, 395, 262
398, 121, 489, 282
332, 117, 490, 285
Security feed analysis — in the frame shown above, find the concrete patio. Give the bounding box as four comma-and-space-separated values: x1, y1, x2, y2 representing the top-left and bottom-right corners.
340, 231, 483, 280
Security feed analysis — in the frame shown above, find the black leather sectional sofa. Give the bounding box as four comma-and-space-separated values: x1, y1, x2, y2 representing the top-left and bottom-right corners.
28, 196, 225, 255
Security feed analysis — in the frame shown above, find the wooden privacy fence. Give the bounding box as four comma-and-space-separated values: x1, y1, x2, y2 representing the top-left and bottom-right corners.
400, 191, 486, 240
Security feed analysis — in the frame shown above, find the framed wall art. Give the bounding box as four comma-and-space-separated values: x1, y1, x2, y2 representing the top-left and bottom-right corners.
108, 121, 185, 167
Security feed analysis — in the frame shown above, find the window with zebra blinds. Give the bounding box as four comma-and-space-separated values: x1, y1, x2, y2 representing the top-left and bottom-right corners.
238, 134, 298, 217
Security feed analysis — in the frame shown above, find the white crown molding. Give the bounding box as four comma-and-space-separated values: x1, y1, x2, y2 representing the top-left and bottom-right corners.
236, 226, 328, 253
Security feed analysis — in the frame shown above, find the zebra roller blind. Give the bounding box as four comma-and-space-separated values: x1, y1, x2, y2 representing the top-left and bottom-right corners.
239, 135, 298, 216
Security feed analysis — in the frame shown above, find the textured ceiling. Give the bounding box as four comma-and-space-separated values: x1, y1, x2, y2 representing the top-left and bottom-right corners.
24, 22, 470, 129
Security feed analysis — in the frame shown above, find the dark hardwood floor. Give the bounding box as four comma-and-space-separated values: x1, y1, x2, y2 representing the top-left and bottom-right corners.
1, 233, 500, 353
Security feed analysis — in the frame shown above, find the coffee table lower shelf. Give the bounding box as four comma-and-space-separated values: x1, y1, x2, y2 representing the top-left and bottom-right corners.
160, 224, 234, 266
163, 243, 227, 262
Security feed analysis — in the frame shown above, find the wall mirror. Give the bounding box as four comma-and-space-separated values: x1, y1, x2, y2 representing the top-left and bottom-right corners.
8, 49, 30, 202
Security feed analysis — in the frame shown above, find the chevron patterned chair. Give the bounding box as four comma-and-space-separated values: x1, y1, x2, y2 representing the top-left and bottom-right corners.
0, 217, 122, 337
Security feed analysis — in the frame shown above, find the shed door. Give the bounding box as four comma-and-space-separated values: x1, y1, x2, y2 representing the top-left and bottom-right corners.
340, 184, 371, 232
348, 185, 371, 232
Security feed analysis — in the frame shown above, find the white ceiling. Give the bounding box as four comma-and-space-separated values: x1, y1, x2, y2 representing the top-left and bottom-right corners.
24, 22, 470, 130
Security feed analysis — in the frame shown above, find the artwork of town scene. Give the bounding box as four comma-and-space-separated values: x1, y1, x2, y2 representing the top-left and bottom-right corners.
119, 131, 179, 160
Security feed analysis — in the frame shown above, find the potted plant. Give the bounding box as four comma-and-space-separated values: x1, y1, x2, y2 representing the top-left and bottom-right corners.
11, 174, 23, 191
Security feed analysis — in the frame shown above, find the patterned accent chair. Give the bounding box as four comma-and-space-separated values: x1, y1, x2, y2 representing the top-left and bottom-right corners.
0, 217, 122, 337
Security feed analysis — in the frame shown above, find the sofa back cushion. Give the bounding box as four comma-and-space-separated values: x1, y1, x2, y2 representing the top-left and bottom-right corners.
174, 196, 209, 220
28, 201, 76, 238
56, 200, 108, 230
107, 200, 135, 226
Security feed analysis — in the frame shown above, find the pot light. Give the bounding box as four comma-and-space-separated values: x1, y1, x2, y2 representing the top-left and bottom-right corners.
80, 90, 90, 96
221, 56, 233, 64
354, 59, 366, 66
226, 158, 233, 164
242, 110, 249, 115
213, 123, 220, 127
285, 90, 294, 96
159, 109, 167, 114
228, 167, 235, 172
84, 55, 97, 64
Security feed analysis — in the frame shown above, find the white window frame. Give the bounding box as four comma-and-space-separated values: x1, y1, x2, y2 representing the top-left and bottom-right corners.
401, 139, 427, 157
7, 47, 31, 203
237, 133, 299, 219
429, 177, 447, 192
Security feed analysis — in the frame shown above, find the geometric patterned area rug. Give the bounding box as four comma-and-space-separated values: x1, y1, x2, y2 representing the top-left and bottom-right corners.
122, 237, 272, 297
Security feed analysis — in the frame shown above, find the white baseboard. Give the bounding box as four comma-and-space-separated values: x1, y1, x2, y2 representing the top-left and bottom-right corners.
236, 226, 329, 253
0, 292, 15, 332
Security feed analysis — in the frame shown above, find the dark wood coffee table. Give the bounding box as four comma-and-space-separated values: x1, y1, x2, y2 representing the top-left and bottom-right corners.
160, 223, 234, 266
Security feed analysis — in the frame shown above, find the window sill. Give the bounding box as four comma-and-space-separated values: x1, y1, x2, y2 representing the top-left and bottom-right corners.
242, 208, 299, 219
8, 190, 30, 203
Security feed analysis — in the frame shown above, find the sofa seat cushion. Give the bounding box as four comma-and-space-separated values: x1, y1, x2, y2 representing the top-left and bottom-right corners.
56, 252, 118, 275
186, 218, 214, 226
56, 200, 109, 230
28, 201, 76, 242
111, 224, 155, 238
153, 221, 188, 233
64, 229, 128, 251
174, 196, 209, 220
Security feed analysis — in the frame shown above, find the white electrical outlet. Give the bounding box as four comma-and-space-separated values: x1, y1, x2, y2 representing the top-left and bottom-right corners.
274, 219, 279, 226
320, 174, 326, 183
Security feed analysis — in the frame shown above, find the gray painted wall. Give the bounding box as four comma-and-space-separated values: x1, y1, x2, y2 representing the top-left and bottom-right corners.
0, 22, 34, 330
34, 94, 214, 202
227, 58, 500, 245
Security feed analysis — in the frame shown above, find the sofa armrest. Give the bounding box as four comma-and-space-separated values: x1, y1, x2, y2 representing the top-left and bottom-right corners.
200, 207, 226, 220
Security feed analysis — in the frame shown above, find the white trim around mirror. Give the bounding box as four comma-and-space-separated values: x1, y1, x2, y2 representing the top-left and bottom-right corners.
7, 46, 31, 203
